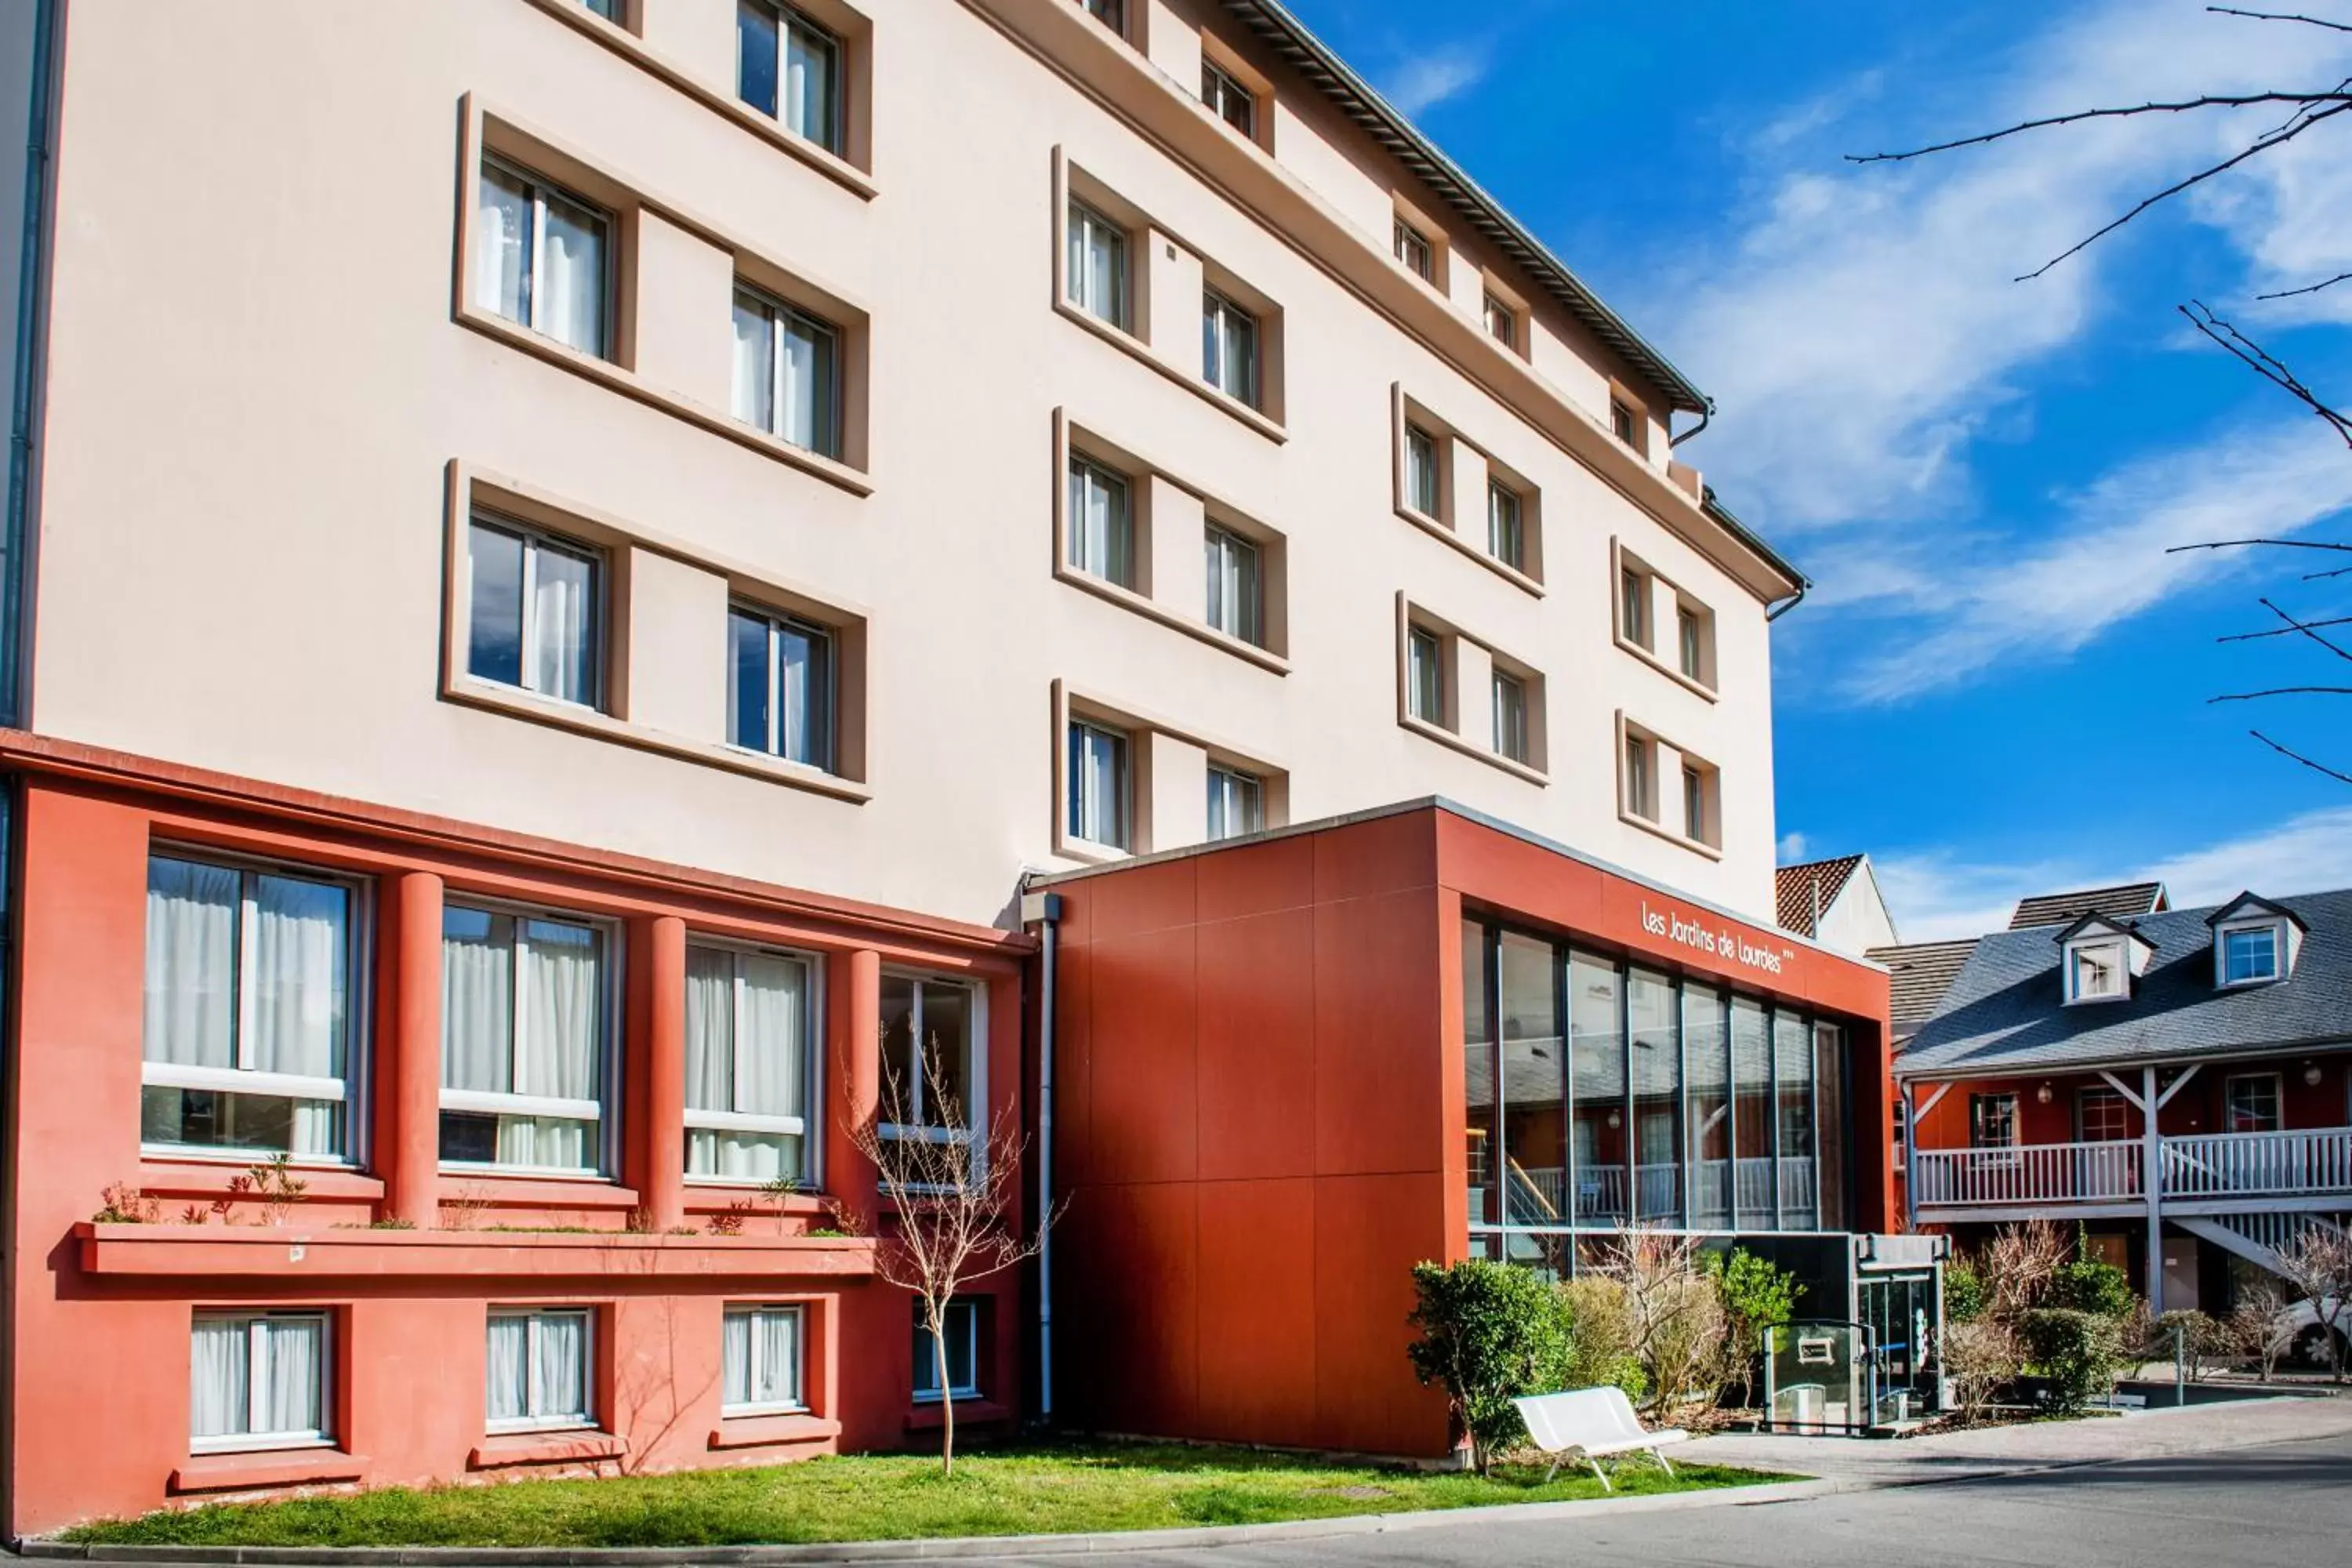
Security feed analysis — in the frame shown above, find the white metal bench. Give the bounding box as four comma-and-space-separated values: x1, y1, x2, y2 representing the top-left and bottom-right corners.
1512, 1387, 1688, 1490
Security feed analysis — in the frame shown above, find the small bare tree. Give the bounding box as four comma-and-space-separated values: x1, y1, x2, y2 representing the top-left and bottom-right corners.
1979, 1220, 2071, 1322
1941, 1320, 2025, 1422
2274, 1227, 2352, 1381
848, 1037, 1053, 1475
1595, 1229, 1725, 1416
2226, 1279, 2295, 1381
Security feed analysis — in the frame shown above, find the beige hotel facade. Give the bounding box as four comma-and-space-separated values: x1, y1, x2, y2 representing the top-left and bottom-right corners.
0, 0, 1839, 1534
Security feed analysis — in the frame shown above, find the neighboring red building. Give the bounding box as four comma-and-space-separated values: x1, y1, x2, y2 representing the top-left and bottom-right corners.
1039, 800, 1896, 1459
1897, 884, 2352, 1326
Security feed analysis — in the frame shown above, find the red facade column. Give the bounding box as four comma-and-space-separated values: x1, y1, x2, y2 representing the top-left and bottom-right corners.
385, 869, 444, 1227
826, 947, 881, 1225
642, 914, 688, 1231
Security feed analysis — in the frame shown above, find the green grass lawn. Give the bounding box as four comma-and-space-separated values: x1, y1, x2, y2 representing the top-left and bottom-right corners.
60, 1443, 1795, 1548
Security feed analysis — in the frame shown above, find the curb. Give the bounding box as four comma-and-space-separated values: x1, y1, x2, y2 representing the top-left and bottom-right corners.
18, 1477, 1852, 1566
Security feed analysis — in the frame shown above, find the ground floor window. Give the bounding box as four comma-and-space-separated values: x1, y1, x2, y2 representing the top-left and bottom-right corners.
2078, 1086, 2132, 1142
485, 1308, 593, 1432
722, 1304, 807, 1416
2225, 1073, 2283, 1134
1969, 1093, 2018, 1150
191, 1311, 329, 1452
912, 1299, 980, 1402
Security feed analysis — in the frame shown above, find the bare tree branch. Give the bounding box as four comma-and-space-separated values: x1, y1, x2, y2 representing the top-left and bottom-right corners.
1845, 92, 2352, 165
2220, 611, 2352, 641
2255, 596, 2352, 661
2167, 536, 2352, 555
2258, 270, 2352, 299
2178, 302, 2352, 446
2209, 685, 2352, 701
2250, 728, 2352, 784
2209, 5, 2352, 35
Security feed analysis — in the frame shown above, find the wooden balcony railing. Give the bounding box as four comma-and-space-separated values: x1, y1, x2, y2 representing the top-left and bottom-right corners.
1915, 1126, 2352, 1208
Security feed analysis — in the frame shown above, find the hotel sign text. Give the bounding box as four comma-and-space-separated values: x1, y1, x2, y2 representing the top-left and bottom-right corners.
1639, 900, 1788, 977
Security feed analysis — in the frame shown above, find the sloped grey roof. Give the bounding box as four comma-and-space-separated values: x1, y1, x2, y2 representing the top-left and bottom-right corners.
1898, 890, 2352, 1077
2009, 881, 2168, 930
1866, 938, 1980, 1036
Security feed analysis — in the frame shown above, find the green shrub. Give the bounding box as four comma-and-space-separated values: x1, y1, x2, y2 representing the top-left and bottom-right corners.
2155, 1309, 2224, 1381
2020, 1307, 2125, 1414
1706, 1247, 1803, 1406
2050, 1258, 2133, 1319
1406, 1260, 1574, 1471
1557, 1276, 1647, 1405
1944, 1259, 1986, 1325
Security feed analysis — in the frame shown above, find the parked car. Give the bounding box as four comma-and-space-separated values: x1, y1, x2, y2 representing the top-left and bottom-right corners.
2278, 1298, 2348, 1370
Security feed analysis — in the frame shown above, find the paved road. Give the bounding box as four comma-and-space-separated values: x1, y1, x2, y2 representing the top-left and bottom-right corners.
974, 1412, 2352, 1566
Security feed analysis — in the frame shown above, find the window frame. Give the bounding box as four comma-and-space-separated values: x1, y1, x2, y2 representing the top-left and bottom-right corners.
684, 938, 822, 1186
910, 1298, 982, 1403
466, 510, 608, 712
1619, 565, 1651, 652
1623, 731, 1654, 820
1065, 717, 1133, 851
1203, 524, 1264, 647
721, 1302, 809, 1417
732, 280, 845, 459
1610, 398, 1639, 446
1065, 453, 1136, 589
1080, 0, 1126, 36
1486, 479, 1524, 570
1200, 289, 1261, 408
1491, 671, 1529, 764
878, 973, 988, 1181
2077, 1086, 2132, 1143
2225, 1072, 2284, 1134
1677, 605, 1705, 682
437, 898, 620, 1178
1206, 764, 1263, 841
140, 849, 370, 1169
476, 155, 615, 360
484, 1307, 597, 1434
2065, 938, 2129, 1004
1682, 762, 1707, 843
726, 601, 837, 773
189, 1309, 334, 1455
1200, 57, 1256, 138
2219, 921, 2283, 987
1969, 1092, 2019, 1151
736, 1, 847, 155
1482, 292, 1518, 350
1406, 625, 1446, 728
1403, 423, 1443, 520
1393, 218, 1434, 281
1065, 199, 1131, 331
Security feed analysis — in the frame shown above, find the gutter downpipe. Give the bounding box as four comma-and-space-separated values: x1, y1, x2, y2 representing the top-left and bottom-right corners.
1900, 1081, 1918, 1233
1019, 888, 1064, 1422
1766, 579, 1808, 622
1668, 399, 1712, 448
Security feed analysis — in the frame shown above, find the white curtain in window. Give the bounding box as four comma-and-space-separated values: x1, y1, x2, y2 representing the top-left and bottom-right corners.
535, 1312, 587, 1421
145, 859, 238, 1069
777, 313, 833, 452
474, 163, 531, 324
755, 1309, 797, 1406
442, 916, 514, 1094
688, 1128, 797, 1182
739, 953, 806, 1118
722, 1309, 754, 1406
537, 191, 606, 356
530, 546, 593, 704
495, 1114, 589, 1171
257, 1317, 324, 1436
731, 295, 773, 430
519, 921, 598, 1101
684, 946, 735, 1114
485, 1315, 529, 1423
248, 874, 346, 1080
782, 22, 833, 145
190, 1318, 249, 1440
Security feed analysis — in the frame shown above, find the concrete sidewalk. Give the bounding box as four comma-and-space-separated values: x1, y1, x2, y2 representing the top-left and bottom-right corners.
1678, 1391, 2352, 1485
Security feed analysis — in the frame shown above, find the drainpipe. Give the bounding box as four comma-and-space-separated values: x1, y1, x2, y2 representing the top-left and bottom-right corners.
1900, 1082, 1918, 1233
2, 0, 59, 728
1019, 889, 1064, 1421
1668, 400, 1712, 448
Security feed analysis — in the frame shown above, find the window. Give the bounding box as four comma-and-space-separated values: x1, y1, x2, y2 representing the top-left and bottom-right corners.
1394, 219, 1433, 281
191, 1312, 328, 1453
2067, 941, 2126, 1003
1677, 606, 1706, 682
880, 975, 978, 1137
685, 945, 815, 1183
440, 906, 608, 1174
723, 1304, 806, 1415
485, 1308, 593, 1432
1492, 673, 1528, 764
1610, 399, 1639, 446
1201, 289, 1259, 407
1620, 566, 1650, 650
728, 604, 834, 771
737, 1, 843, 153
468, 514, 602, 708
1203, 525, 1263, 645
1969, 1092, 2018, 1150
475, 158, 608, 358
1483, 293, 1517, 348
1624, 732, 1653, 819
2226, 1073, 2283, 1134
1682, 764, 1706, 841
1081, 0, 1124, 33
1066, 718, 1131, 850
1066, 456, 1134, 588
1207, 765, 1262, 840
583, 0, 625, 20
1406, 626, 1445, 726
2078, 1087, 2132, 1142
1200, 58, 1255, 137
2223, 925, 2281, 985
1403, 424, 1441, 517
1487, 481, 1523, 570
912, 1299, 980, 1401
1066, 201, 1129, 329
732, 284, 843, 458
142, 855, 358, 1162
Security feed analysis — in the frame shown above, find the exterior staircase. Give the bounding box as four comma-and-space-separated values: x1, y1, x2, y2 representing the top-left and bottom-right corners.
2174, 1211, 2349, 1278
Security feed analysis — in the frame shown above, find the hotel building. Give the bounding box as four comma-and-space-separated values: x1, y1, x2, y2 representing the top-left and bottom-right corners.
0, 0, 1890, 1532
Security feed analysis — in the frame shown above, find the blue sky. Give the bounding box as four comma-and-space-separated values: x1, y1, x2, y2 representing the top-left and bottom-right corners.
1283, 0, 2352, 938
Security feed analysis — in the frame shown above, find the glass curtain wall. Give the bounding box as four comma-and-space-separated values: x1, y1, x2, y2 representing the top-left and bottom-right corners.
1458, 917, 1853, 1261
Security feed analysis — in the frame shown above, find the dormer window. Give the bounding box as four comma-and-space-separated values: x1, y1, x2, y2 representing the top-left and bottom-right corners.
2069, 941, 2125, 1003
2055, 913, 2153, 1005
2206, 892, 2306, 989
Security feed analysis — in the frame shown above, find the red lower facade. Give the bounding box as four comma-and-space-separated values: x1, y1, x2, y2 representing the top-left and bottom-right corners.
0, 735, 1029, 1537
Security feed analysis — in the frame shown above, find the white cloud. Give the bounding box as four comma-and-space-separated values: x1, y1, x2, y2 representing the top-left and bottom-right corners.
1875, 804, 2352, 940
1836, 417, 2352, 702
1377, 43, 1490, 119
1777, 831, 1811, 862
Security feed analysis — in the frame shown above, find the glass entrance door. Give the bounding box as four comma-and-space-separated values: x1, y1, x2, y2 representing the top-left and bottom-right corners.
1858, 1271, 1938, 1422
